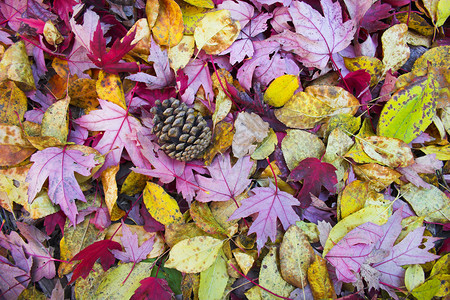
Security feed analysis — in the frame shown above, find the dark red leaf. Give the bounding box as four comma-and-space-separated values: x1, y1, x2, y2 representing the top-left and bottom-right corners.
68, 240, 121, 284
44, 211, 66, 236
131, 277, 174, 300
289, 158, 337, 208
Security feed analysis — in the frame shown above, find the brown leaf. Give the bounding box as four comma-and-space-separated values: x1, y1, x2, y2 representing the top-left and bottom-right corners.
232, 112, 269, 158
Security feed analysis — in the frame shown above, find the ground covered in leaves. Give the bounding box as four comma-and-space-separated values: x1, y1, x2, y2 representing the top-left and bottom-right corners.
0, 0, 450, 299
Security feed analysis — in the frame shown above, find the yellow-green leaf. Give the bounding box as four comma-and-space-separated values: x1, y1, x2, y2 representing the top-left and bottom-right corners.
400, 183, 450, 223
198, 251, 229, 300
264, 75, 299, 107
411, 278, 441, 300
437, 0, 450, 27
41, 96, 70, 144
405, 264, 425, 292
165, 236, 224, 273
377, 67, 437, 143
259, 247, 295, 299
251, 128, 277, 160
0, 81, 27, 126
281, 129, 325, 171
421, 144, 450, 160
143, 182, 183, 226
183, 0, 214, 8
96, 71, 126, 110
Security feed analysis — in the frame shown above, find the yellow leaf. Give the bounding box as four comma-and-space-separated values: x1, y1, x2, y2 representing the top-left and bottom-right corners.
353, 163, 402, 192
344, 56, 383, 86
202, 121, 234, 165
212, 90, 232, 128
325, 114, 361, 137
68, 78, 99, 110
264, 75, 299, 107
96, 71, 126, 110
360, 136, 414, 167
339, 180, 368, 220
323, 205, 391, 257
183, 0, 214, 8
146, 0, 159, 28
152, 0, 184, 47
307, 255, 336, 300
120, 171, 148, 196
0, 41, 35, 91
275, 85, 359, 129
397, 12, 434, 36
180, 1, 210, 35
381, 24, 410, 76
0, 81, 27, 126
437, 0, 450, 27
44, 20, 63, 45
281, 129, 325, 170
194, 9, 241, 55
0, 124, 35, 166
165, 236, 224, 273
401, 183, 450, 223
168, 35, 195, 71
198, 251, 229, 300
405, 264, 425, 292
41, 96, 70, 144
259, 247, 295, 299
280, 225, 315, 288
165, 222, 209, 247
411, 278, 441, 300
232, 249, 257, 276
420, 144, 450, 160
143, 181, 183, 225
430, 253, 450, 277
101, 165, 125, 221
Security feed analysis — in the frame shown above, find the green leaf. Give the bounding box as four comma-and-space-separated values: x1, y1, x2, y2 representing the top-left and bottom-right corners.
377, 68, 437, 143
198, 251, 229, 300
411, 278, 441, 300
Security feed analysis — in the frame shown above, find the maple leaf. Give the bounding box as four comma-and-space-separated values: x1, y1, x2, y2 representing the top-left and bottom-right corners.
111, 223, 154, 264
44, 211, 66, 236
288, 158, 337, 208
68, 240, 122, 284
229, 183, 300, 252
126, 37, 175, 89
53, 0, 77, 25
75, 99, 151, 177
26, 147, 97, 225
360, 2, 393, 33
178, 58, 214, 105
131, 277, 174, 300
195, 153, 254, 203
237, 40, 299, 91
270, 0, 356, 70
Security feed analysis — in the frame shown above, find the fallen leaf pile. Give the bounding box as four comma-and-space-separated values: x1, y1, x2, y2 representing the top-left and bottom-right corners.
0, 0, 449, 299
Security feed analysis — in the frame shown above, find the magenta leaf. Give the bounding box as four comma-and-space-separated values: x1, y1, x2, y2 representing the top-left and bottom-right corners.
195, 153, 254, 203
178, 58, 214, 105
75, 100, 151, 177
111, 223, 154, 264
131, 277, 174, 300
289, 158, 337, 208
229, 183, 300, 252
69, 240, 122, 284
26, 147, 97, 225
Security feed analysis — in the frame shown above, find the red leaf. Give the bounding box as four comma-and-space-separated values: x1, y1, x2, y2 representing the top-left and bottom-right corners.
69, 240, 121, 284
131, 277, 174, 300
86, 22, 137, 73
289, 158, 337, 208
44, 211, 66, 236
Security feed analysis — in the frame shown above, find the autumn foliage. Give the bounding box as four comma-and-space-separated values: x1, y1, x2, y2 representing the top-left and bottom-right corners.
0, 0, 450, 299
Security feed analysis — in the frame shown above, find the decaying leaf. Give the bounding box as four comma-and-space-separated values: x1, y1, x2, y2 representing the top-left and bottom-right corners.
232, 112, 269, 158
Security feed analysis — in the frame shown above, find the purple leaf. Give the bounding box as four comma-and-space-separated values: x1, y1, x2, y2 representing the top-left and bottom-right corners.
26, 147, 97, 224
229, 183, 300, 252
111, 223, 154, 264
195, 153, 254, 203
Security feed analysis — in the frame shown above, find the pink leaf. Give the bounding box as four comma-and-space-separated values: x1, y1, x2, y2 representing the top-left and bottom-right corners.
195, 153, 254, 203
26, 147, 97, 225
75, 100, 151, 177
272, 0, 356, 69
111, 223, 154, 264
178, 58, 214, 105
229, 183, 300, 252
326, 222, 383, 283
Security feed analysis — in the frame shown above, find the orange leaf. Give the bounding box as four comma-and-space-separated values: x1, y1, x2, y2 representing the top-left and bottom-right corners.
152, 0, 184, 47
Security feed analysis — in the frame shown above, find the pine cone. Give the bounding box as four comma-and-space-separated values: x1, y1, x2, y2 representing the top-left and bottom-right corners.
151, 98, 212, 161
